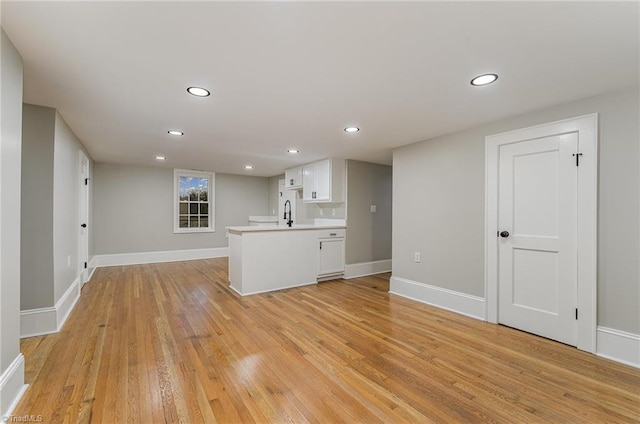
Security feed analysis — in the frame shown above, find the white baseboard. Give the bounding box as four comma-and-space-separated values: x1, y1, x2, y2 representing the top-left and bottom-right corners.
596, 326, 640, 368
344, 259, 391, 279
20, 277, 81, 338
20, 307, 57, 338
0, 354, 27, 419
56, 277, 81, 331
230, 280, 317, 297
389, 276, 486, 321
93, 247, 229, 267
85, 263, 97, 284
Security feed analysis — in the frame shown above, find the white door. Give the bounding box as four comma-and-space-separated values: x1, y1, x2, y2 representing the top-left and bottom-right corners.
302, 163, 316, 201
79, 152, 90, 284
498, 133, 578, 345
315, 159, 331, 201
318, 238, 345, 276
284, 166, 302, 189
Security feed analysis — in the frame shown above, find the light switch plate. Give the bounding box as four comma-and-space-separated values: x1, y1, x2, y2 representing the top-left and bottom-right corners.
371, 205, 377, 213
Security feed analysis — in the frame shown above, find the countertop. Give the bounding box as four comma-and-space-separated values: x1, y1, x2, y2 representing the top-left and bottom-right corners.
227, 224, 346, 234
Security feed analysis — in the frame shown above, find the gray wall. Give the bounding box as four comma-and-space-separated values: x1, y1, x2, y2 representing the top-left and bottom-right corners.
93, 163, 270, 254
346, 160, 392, 264
20, 106, 95, 309
393, 88, 639, 334
1, 29, 24, 406
21, 105, 55, 309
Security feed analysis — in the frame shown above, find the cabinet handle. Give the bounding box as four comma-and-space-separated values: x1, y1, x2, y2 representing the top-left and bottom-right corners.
319, 241, 322, 250
329, 233, 336, 236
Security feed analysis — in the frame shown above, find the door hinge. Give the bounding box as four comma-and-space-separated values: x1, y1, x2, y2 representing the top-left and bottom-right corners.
575, 308, 578, 320
572, 153, 583, 166
84, 262, 88, 269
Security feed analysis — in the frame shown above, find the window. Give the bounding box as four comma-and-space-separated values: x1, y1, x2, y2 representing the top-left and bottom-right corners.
174, 169, 215, 233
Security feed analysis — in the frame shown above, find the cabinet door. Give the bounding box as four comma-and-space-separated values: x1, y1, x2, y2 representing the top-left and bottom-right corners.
318, 238, 345, 276
302, 163, 316, 201
285, 166, 302, 189
315, 159, 331, 201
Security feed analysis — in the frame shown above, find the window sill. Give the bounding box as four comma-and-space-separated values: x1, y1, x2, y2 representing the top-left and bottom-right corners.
173, 228, 216, 234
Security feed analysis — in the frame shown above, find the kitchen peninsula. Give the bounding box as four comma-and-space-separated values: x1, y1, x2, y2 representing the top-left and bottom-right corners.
227, 224, 346, 296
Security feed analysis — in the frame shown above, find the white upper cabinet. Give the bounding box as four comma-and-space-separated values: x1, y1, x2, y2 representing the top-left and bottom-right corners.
284, 166, 303, 190
302, 158, 345, 203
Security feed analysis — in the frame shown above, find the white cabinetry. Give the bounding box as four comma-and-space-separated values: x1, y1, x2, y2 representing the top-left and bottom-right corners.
227, 225, 347, 295
302, 158, 345, 203
284, 166, 303, 190
317, 229, 345, 278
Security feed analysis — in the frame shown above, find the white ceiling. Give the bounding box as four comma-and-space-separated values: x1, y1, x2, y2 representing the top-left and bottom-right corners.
2, 1, 638, 177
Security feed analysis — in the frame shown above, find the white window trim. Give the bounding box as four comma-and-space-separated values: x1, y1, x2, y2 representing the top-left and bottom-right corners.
173, 169, 215, 234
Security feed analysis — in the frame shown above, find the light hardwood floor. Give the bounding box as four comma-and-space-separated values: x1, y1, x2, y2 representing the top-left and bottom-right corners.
14, 258, 640, 423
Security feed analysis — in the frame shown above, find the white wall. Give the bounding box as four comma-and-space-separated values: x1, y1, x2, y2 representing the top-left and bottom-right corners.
0, 28, 26, 416
268, 175, 282, 216
392, 88, 639, 335
93, 163, 270, 254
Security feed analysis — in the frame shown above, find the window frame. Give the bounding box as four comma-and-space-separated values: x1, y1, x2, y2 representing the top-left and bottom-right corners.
173, 169, 215, 234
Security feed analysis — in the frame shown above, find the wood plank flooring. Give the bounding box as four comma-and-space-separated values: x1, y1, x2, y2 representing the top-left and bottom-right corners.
14, 258, 640, 423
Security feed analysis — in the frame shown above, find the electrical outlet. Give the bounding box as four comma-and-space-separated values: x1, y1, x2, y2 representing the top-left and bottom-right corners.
414, 252, 421, 263
371, 205, 377, 213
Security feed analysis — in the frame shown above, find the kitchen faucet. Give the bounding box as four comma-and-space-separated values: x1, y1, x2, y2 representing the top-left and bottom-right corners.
283, 200, 293, 227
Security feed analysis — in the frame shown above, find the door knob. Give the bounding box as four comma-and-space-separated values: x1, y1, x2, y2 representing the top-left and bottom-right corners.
500, 231, 509, 238
81, 223, 87, 228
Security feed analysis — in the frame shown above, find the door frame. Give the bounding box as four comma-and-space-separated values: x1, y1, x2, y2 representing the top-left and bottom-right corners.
485, 113, 598, 353
78, 150, 90, 285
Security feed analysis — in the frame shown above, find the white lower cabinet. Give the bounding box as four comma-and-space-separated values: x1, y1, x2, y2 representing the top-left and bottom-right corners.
318, 230, 345, 278
228, 226, 347, 295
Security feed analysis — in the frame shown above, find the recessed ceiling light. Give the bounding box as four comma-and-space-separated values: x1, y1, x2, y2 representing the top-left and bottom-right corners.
344, 127, 360, 133
155, 156, 166, 161
244, 164, 254, 170
168, 130, 184, 136
287, 149, 299, 154
187, 86, 211, 97
470, 73, 498, 86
